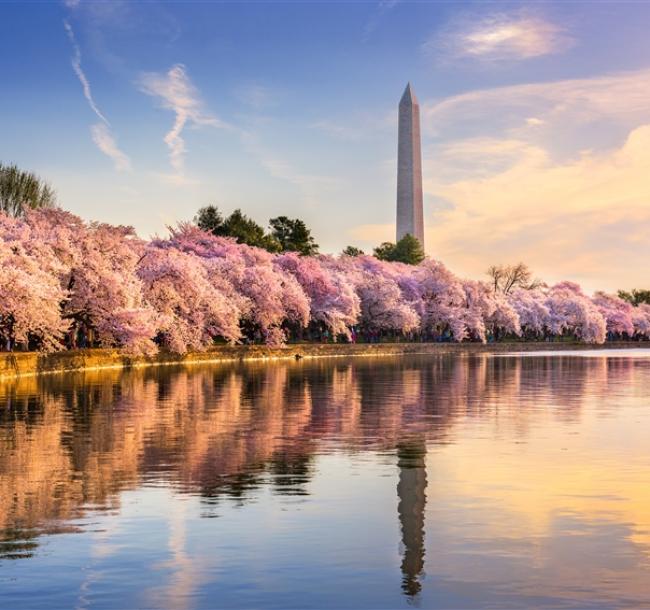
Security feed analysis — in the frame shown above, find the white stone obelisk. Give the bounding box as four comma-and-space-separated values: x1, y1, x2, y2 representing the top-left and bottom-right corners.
396, 83, 424, 248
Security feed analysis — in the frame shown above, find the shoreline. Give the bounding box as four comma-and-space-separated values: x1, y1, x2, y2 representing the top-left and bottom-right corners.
1, 341, 649, 381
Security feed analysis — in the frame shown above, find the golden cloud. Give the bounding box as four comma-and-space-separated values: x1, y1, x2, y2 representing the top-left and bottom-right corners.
425, 126, 650, 292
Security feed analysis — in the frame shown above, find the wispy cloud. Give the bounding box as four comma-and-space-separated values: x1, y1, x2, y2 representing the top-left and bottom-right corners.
91, 123, 131, 172
139, 64, 224, 181
64, 20, 108, 123
63, 20, 131, 171
421, 68, 650, 138
427, 11, 573, 62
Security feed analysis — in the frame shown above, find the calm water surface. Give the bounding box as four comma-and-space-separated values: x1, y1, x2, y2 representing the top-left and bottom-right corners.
2, 351, 650, 609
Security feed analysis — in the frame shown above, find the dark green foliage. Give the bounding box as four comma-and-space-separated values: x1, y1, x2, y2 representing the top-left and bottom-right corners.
618, 289, 650, 306
195, 205, 224, 235
342, 246, 364, 257
195, 205, 279, 251
269, 215, 318, 255
195, 206, 319, 255
373, 241, 397, 261
0, 162, 56, 217
392, 234, 425, 264
373, 234, 425, 265
224, 209, 280, 251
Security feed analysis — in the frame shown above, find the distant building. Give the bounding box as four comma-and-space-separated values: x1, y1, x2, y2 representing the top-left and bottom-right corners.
396, 83, 425, 249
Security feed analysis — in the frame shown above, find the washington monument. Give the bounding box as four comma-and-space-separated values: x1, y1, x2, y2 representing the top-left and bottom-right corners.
396, 83, 424, 248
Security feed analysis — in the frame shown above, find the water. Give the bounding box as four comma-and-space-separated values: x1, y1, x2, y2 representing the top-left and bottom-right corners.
1, 350, 650, 609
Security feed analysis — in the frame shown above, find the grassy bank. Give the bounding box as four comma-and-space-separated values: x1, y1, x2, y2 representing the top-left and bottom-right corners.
1, 341, 649, 381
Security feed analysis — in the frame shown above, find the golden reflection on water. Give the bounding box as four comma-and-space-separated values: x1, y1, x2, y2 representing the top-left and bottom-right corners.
1, 352, 650, 607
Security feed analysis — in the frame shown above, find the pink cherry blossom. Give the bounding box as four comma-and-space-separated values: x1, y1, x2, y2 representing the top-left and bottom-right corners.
592, 292, 635, 337
138, 244, 242, 353
160, 224, 310, 345
416, 259, 467, 340
0, 237, 69, 351
546, 282, 606, 343
275, 252, 360, 337
2, 209, 643, 353
631, 304, 650, 338
508, 288, 551, 337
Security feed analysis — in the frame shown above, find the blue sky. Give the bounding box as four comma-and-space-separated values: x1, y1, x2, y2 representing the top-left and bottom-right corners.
2, 0, 650, 291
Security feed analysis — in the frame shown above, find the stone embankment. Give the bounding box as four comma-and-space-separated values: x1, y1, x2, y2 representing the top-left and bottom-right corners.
0, 342, 648, 381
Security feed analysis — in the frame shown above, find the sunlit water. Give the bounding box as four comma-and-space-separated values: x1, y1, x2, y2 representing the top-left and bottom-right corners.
2, 350, 650, 609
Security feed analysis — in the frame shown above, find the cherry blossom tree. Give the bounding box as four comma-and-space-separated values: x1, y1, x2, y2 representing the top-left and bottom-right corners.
631, 304, 650, 338
8, 210, 157, 354
546, 282, 606, 343
64, 222, 157, 353
460, 279, 520, 342
0, 210, 641, 353
160, 224, 310, 345
488, 291, 521, 339
138, 244, 242, 353
275, 252, 359, 338
592, 292, 635, 338
325, 255, 421, 336
356, 269, 420, 334
0, 236, 69, 351
415, 259, 467, 340
508, 288, 551, 338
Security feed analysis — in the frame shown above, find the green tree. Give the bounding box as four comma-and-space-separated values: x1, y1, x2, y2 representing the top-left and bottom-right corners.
224, 209, 279, 250
195, 205, 225, 235
342, 246, 364, 256
195, 206, 279, 251
618, 289, 650, 306
269, 216, 318, 255
374, 241, 397, 261
0, 162, 57, 217
374, 234, 425, 265
393, 234, 425, 265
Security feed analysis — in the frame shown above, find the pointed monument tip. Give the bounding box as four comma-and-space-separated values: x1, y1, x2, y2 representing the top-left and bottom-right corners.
400, 82, 418, 105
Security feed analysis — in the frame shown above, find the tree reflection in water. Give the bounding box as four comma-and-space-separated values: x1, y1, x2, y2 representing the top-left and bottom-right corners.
0, 353, 644, 603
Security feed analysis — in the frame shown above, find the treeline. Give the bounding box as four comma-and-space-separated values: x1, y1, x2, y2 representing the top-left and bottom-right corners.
195, 204, 425, 264
618, 289, 650, 306
1, 208, 649, 354
195, 206, 319, 255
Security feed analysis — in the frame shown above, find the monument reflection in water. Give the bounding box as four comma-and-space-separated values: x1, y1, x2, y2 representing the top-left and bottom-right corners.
2, 351, 650, 609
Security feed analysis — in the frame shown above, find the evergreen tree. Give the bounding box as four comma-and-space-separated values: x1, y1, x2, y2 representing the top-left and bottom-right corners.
342, 246, 364, 256
269, 216, 318, 255
195, 206, 279, 251
224, 209, 279, 251
373, 241, 397, 261
618, 289, 650, 306
374, 234, 424, 265
195, 205, 225, 235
